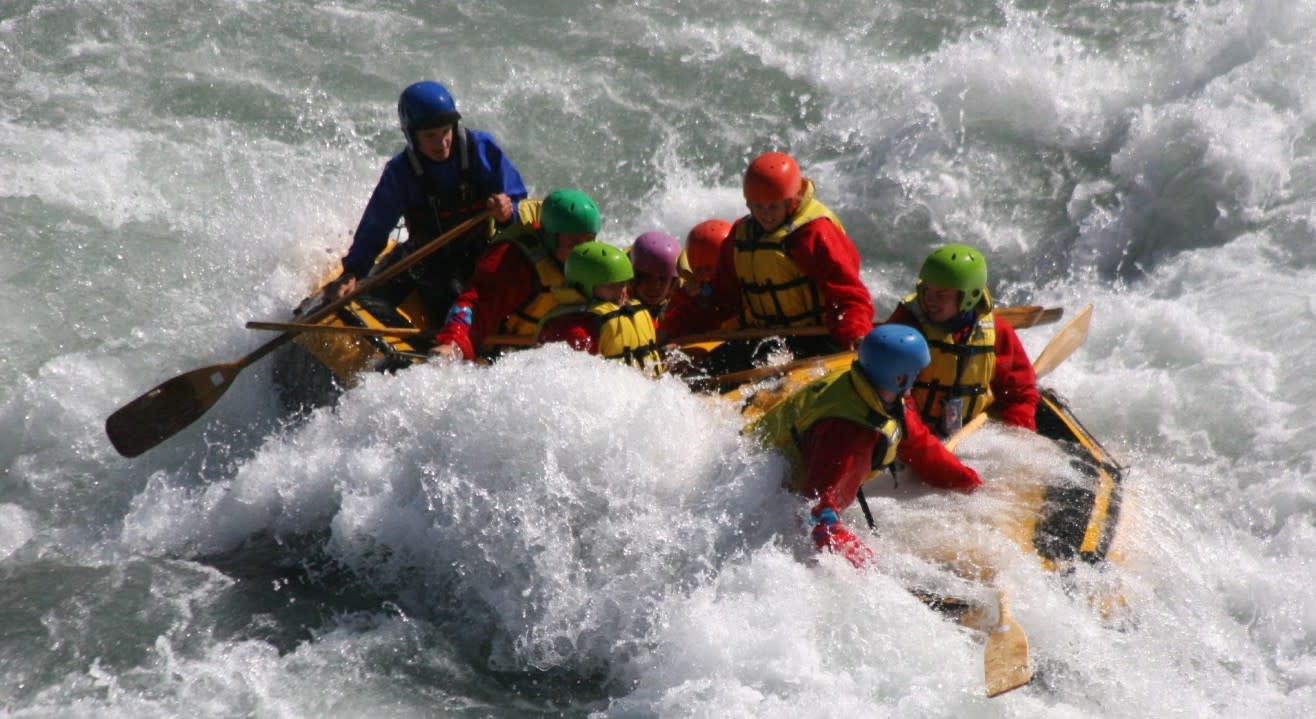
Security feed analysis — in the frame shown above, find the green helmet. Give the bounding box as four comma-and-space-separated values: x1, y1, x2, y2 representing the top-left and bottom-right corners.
541, 188, 602, 240
918, 243, 988, 313
566, 241, 633, 298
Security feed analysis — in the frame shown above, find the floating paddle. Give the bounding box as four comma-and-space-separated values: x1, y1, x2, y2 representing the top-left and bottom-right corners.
942, 303, 1093, 451
105, 211, 493, 458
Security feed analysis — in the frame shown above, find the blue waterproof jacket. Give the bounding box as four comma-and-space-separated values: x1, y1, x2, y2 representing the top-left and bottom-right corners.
342, 128, 527, 278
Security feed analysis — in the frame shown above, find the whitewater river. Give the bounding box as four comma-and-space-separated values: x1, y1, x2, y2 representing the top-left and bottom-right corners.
3, 1, 1315, 716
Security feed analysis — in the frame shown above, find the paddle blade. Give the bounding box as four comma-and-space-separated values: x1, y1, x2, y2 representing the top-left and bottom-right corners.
984, 598, 1033, 697
105, 362, 241, 457
1032, 304, 1093, 379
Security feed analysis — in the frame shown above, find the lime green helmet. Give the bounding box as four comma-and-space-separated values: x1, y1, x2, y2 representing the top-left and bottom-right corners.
566, 241, 633, 298
918, 243, 988, 313
541, 188, 602, 240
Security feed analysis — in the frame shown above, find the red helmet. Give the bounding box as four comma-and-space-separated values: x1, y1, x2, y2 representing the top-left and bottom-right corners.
685, 219, 732, 269
743, 151, 802, 204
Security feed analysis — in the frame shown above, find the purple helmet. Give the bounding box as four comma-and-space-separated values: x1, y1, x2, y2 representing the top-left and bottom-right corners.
629, 231, 683, 279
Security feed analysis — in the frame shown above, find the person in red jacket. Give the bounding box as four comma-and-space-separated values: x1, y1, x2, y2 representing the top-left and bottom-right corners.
747, 325, 981, 567
537, 242, 665, 376
660, 152, 874, 374
883, 243, 1039, 436
430, 189, 601, 361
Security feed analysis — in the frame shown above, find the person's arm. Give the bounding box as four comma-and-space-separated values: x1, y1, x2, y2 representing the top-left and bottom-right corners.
432, 243, 533, 359
342, 156, 413, 279
990, 319, 1040, 431
538, 314, 598, 354
789, 219, 875, 348
895, 400, 982, 492
463, 130, 523, 222
470, 131, 527, 223
797, 417, 879, 567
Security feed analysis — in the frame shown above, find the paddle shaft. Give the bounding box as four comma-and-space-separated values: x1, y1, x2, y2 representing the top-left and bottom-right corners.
671, 305, 1061, 348
266, 210, 493, 346
246, 320, 429, 338
691, 351, 855, 393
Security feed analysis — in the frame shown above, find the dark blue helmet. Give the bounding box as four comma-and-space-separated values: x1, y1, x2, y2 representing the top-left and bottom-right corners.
857, 325, 931, 394
398, 81, 461, 147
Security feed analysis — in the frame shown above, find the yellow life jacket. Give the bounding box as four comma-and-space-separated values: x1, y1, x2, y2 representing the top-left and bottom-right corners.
541, 288, 666, 377
732, 179, 845, 329
902, 288, 997, 433
746, 365, 902, 493
485, 202, 565, 344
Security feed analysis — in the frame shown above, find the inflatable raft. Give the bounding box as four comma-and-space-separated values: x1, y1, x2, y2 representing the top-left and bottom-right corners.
270, 280, 431, 412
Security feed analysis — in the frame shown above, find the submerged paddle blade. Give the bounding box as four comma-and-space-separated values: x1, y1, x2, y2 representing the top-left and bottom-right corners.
984, 597, 1033, 697
105, 362, 240, 457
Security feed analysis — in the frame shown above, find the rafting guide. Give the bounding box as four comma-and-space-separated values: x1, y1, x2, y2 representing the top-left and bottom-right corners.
323, 80, 527, 325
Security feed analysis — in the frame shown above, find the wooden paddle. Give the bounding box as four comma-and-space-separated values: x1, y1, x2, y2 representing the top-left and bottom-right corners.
942, 303, 1093, 451
688, 351, 855, 393
1031, 303, 1092, 379
688, 304, 1065, 393
105, 211, 493, 458
246, 321, 538, 352
671, 304, 1062, 349
245, 320, 428, 338
984, 595, 1033, 697
910, 588, 1032, 696
936, 306, 1095, 695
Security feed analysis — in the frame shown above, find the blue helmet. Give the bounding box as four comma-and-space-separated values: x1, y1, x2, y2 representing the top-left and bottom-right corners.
857, 325, 931, 394
398, 81, 461, 147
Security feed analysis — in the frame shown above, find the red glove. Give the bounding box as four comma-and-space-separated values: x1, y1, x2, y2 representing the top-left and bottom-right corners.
810, 502, 873, 568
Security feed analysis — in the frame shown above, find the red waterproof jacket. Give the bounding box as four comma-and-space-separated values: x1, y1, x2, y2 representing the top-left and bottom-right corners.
433, 241, 539, 359
798, 398, 982, 513
538, 314, 597, 353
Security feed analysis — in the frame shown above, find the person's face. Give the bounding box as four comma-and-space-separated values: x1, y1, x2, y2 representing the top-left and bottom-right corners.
633, 272, 675, 306
921, 283, 962, 324
554, 233, 596, 263
746, 198, 793, 232
593, 281, 628, 303
415, 125, 454, 162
